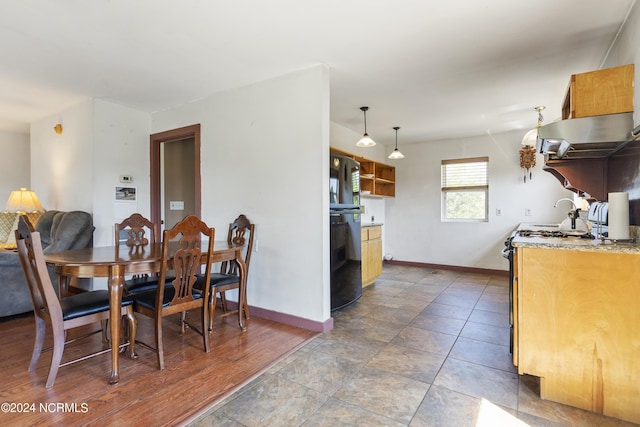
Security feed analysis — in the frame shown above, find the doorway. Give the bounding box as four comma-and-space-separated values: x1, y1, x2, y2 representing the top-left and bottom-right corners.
150, 124, 201, 229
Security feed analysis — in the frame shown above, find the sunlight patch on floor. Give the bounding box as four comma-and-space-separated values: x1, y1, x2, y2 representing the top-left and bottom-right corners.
476, 398, 530, 426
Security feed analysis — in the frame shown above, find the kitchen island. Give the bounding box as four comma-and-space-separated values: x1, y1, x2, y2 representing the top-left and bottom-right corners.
511, 232, 640, 424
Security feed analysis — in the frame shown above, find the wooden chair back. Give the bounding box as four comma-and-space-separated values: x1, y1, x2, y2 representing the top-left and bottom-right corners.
158, 215, 215, 316
222, 214, 255, 275
115, 213, 158, 251
15, 216, 63, 326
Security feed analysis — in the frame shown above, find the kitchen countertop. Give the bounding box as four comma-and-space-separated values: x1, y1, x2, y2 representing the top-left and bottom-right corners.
361, 223, 383, 227
511, 223, 640, 254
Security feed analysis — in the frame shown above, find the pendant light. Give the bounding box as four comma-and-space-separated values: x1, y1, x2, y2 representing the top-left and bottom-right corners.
356, 106, 376, 147
388, 126, 405, 159
521, 106, 545, 146
519, 106, 545, 182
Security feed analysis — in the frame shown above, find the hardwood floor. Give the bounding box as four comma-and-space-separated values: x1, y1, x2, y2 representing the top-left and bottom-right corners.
0, 309, 318, 426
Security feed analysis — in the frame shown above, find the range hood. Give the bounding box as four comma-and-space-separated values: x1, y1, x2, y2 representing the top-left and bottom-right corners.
537, 112, 635, 159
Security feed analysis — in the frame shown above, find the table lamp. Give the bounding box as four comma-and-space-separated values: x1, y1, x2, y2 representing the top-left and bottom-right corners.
5, 188, 44, 213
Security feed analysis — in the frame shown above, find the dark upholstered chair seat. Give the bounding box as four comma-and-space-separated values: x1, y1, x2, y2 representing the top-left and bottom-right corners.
59, 290, 133, 321
132, 286, 202, 311
124, 275, 175, 295
195, 273, 239, 289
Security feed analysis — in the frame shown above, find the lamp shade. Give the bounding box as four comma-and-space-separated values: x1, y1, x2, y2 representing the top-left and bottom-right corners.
521, 128, 538, 146
5, 188, 44, 213
356, 133, 376, 147
388, 148, 405, 159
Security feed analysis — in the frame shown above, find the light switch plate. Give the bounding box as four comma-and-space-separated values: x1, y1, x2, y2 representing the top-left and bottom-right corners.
169, 201, 184, 210
120, 175, 133, 183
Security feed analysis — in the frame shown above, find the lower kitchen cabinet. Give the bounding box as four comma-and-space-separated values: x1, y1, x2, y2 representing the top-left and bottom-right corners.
361, 225, 382, 287
515, 246, 640, 424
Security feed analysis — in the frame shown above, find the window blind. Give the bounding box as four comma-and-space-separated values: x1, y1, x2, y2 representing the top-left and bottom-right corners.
441, 157, 488, 191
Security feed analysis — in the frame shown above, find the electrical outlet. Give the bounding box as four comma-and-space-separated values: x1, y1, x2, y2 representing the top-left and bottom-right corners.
525, 208, 532, 216
496, 208, 502, 216
120, 175, 133, 183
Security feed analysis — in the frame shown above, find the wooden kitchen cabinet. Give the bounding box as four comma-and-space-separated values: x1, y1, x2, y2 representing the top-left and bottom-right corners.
562, 64, 634, 119
361, 225, 382, 287
515, 246, 640, 424
330, 147, 396, 197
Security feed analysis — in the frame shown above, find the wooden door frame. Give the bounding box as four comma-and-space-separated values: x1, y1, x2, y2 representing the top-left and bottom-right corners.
150, 124, 201, 226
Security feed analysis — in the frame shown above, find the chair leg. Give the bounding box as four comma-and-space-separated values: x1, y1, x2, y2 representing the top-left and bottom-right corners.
242, 286, 250, 320
101, 319, 109, 345
29, 316, 47, 372
180, 311, 187, 334
155, 315, 164, 371
208, 291, 215, 332
125, 307, 138, 360
220, 292, 228, 312
46, 324, 66, 388
202, 304, 210, 353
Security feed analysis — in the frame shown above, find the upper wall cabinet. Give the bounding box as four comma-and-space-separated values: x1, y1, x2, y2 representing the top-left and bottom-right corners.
330, 147, 396, 197
562, 64, 634, 119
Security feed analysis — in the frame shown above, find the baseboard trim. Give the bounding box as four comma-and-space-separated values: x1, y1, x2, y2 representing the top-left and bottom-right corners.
223, 302, 334, 333
384, 260, 509, 277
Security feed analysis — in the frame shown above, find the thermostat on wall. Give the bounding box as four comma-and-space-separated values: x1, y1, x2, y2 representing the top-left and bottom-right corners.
120, 175, 133, 183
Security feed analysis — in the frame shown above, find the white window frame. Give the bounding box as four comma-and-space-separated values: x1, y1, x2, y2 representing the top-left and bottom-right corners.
441, 157, 489, 222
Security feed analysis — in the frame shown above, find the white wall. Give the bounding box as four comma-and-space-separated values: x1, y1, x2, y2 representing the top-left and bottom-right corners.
30, 100, 152, 248
92, 99, 151, 246
152, 65, 331, 323
30, 100, 94, 212
384, 130, 574, 271
0, 130, 30, 204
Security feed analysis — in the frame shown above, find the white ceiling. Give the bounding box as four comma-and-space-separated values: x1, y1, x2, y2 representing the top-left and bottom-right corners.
0, 0, 636, 146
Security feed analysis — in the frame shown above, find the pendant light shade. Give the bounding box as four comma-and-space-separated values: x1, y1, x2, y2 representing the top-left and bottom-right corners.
521, 106, 545, 146
388, 126, 405, 159
356, 106, 376, 147
519, 106, 544, 183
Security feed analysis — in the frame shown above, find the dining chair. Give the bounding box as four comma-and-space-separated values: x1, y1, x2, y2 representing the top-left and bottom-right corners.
15, 215, 138, 388
195, 214, 255, 332
130, 215, 214, 370
114, 213, 165, 295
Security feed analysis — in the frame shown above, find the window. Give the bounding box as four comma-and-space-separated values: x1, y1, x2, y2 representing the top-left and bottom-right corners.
441, 157, 488, 221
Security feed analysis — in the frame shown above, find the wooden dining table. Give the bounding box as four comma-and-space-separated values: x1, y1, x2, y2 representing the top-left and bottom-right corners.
43, 241, 247, 385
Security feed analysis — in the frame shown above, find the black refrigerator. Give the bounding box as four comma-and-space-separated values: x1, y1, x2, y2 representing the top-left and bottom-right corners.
329, 154, 362, 310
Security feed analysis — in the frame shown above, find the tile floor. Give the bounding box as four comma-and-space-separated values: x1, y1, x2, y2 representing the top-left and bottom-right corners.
189, 264, 637, 426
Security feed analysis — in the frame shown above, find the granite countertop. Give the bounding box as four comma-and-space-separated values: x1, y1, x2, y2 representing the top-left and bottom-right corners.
512, 223, 640, 254
361, 223, 384, 227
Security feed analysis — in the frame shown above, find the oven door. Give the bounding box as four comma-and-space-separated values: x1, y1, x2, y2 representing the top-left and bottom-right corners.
502, 234, 516, 354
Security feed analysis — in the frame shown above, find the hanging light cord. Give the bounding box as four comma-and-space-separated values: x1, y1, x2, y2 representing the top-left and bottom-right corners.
394, 127, 399, 149
362, 107, 369, 133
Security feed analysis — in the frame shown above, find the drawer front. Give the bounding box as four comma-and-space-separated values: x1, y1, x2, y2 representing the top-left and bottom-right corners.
368, 226, 382, 240
361, 228, 369, 241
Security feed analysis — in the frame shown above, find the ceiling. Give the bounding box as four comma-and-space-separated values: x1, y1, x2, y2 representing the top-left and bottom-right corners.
0, 0, 636, 146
